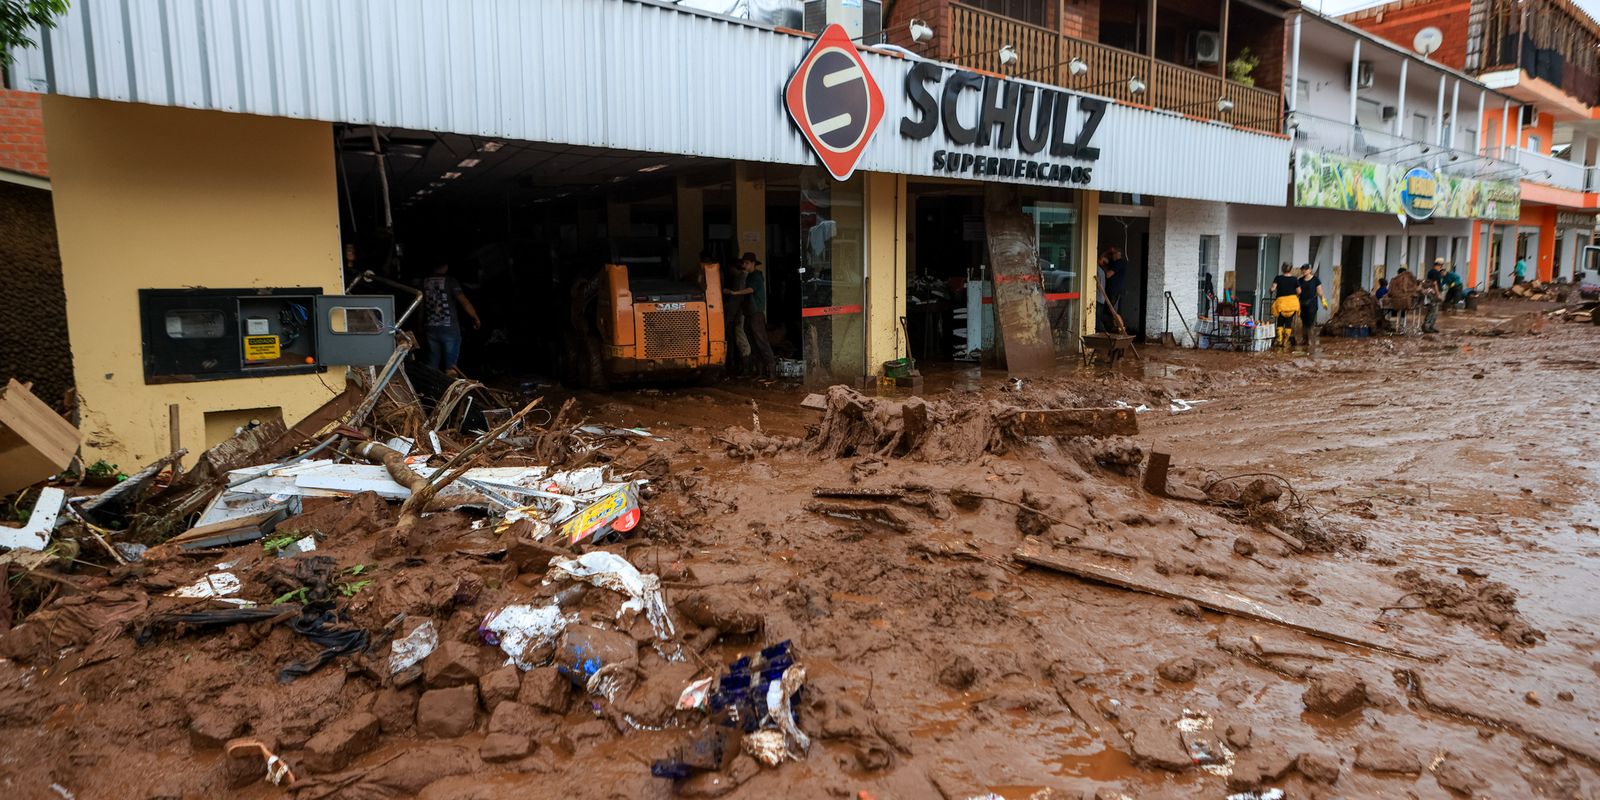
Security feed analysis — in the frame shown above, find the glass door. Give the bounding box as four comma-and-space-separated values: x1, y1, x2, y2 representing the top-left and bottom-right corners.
798, 170, 866, 384
1023, 200, 1079, 353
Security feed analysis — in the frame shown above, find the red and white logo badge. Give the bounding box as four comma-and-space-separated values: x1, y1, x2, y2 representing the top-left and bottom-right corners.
785, 24, 885, 182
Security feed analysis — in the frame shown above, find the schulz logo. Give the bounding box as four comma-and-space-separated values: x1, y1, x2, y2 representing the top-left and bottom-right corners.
785, 24, 885, 182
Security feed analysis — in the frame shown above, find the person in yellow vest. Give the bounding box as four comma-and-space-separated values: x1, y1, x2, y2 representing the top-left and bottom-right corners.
1270, 263, 1301, 349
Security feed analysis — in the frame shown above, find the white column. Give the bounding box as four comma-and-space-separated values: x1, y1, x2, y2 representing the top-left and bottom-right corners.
1396, 60, 1409, 137
1349, 40, 1362, 127
1500, 100, 1511, 154
1434, 74, 1446, 146
1448, 80, 1460, 150
1289, 14, 1302, 113
1515, 104, 1524, 150
1475, 90, 1486, 155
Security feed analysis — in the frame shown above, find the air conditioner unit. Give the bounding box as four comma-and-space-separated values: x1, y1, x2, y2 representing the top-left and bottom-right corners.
1189, 31, 1222, 66
1349, 61, 1376, 90
1382, 105, 1397, 120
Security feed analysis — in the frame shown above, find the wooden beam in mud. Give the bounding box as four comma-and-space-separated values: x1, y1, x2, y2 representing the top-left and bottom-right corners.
1000, 407, 1138, 438
1013, 542, 1438, 661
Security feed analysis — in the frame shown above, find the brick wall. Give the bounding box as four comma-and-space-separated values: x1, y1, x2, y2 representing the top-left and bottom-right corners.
1341, 0, 1473, 72
0, 181, 72, 407
0, 89, 49, 177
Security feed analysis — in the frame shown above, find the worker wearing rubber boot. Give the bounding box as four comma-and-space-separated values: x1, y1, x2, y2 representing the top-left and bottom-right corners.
1270, 263, 1301, 349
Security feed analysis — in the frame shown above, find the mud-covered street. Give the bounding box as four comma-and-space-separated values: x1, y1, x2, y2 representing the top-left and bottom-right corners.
1, 299, 1597, 800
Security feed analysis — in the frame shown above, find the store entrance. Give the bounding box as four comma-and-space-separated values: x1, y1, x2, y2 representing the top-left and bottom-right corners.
905, 182, 1083, 367
1097, 215, 1149, 339
1340, 235, 1366, 300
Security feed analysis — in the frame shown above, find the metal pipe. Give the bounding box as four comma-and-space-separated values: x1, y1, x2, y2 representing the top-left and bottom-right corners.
1396, 59, 1408, 137
1288, 13, 1301, 113
1349, 40, 1361, 127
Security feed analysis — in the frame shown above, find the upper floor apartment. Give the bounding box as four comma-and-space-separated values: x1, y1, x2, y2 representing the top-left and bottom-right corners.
1344, 0, 1600, 196
882, 0, 1300, 135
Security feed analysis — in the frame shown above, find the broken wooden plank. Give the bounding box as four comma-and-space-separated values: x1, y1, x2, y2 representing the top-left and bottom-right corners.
800, 393, 828, 412
1014, 541, 1437, 661
261, 383, 363, 462
1142, 451, 1171, 495
984, 185, 1055, 375
0, 379, 80, 497
812, 487, 903, 500
999, 407, 1138, 438
805, 501, 913, 532
1261, 523, 1306, 552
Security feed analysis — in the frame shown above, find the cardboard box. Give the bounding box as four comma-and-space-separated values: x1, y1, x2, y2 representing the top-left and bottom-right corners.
0, 379, 79, 497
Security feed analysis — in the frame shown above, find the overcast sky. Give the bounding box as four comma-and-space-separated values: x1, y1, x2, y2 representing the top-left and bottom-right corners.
1310, 0, 1600, 24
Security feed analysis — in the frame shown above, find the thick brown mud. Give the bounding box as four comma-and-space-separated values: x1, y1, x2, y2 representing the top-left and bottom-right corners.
1, 298, 1596, 799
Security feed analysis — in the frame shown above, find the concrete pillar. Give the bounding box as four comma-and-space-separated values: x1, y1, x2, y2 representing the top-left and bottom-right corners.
863, 172, 907, 372
1081, 191, 1100, 339
1536, 209, 1556, 281
733, 163, 766, 266
676, 177, 704, 277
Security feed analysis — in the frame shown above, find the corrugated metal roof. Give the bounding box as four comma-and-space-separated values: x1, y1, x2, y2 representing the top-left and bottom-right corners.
9, 0, 1289, 205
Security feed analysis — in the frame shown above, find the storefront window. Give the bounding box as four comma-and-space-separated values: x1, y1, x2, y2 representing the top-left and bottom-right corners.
799, 170, 866, 383
1023, 200, 1080, 353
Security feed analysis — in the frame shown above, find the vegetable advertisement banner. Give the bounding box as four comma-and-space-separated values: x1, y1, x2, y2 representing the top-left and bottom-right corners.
1294, 150, 1518, 221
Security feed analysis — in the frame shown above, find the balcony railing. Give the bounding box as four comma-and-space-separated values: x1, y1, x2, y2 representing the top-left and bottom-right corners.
947, 2, 1282, 134
1489, 146, 1588, 191
1292, 112, 1520, 181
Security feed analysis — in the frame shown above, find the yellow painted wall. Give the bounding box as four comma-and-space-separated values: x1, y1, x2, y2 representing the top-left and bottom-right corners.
43, 97, 343, 470
864, 171, 908, 371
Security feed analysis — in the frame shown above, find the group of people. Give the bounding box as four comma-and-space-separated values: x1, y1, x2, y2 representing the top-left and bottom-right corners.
1373, 258, 1464, 334
1268, 263, 1328, 349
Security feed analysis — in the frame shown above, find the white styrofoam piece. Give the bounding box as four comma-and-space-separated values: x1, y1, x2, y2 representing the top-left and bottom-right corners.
0, 486, 65, 551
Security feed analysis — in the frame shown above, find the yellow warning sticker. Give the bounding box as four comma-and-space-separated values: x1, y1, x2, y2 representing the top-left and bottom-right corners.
243, 335, 280, 362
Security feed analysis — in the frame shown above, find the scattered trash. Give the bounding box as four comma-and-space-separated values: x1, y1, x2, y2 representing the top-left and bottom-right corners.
168, 572, 246, 602
227, 737, 298, 787
549, 552, 676, 642
677, 676, 715, 710
554, 482, 642, 546
112, 542, 149, 562
480, 604, 567, 670
0, 486, 64, 551
388, 619, 439, 675
1226, 790, 1284, 800
47, 783, 75, 800
653, 640, 807, 781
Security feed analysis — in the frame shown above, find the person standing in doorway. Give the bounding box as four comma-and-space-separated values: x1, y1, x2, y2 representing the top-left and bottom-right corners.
1097, 246, 1128, 333
421, 261, 481, 373
728, 252, 776, 378
1514, 256, 1528, 285
1297, 264, 1326, 346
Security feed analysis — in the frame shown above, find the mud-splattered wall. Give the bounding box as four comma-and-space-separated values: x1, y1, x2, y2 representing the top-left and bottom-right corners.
0, 181, 73, 408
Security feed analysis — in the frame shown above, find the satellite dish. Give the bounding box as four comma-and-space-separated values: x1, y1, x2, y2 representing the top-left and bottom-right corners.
1414, 27, 1444, 57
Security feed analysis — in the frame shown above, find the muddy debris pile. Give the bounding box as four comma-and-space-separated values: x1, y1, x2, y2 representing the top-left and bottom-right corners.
1165, 468, 1366, 553
1323, 288, 1379, 332
806, 385, 1137, 463
0, 364, 826, 798
1391, 567, 1546, 647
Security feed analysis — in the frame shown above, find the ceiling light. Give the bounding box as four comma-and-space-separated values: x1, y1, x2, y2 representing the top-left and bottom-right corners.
909, 18, 933, 43
429, 181, 445, 188
442, 171, 462, 179
638, 163, 670, 173
999, 45, 1019, 67
1067, 58, 1088, 76
1128, 77, 1147, 95
479, 142, 504, 153
458, 158, 481, 168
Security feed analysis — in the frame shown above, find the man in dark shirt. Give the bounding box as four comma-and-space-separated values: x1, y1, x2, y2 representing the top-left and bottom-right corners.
1297, 264, 1326, 346
727, 253, 776, 378
420, 261, 480, 372
1097, 246, 1129, 333
1425, 258, 1445, 289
